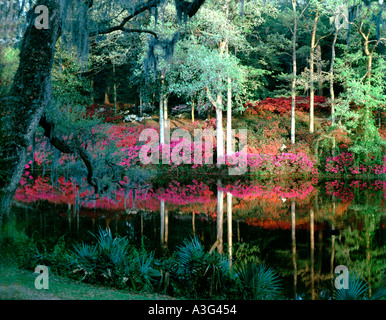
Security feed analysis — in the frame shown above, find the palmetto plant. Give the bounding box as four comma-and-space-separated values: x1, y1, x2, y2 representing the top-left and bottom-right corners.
234, 260, 282, 300
334, 272, 386, 300
72, 242, 99, 280
173, 236, 232, 298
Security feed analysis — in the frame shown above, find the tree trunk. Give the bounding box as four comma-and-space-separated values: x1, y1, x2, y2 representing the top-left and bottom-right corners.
163, 94, 168, 134
104, 87, 110, 105
226, 76, 232, 155
316, 45, 323, 96
91, 80, 95, 103
113, 63, 117, 115
159, 94, 164, 145
216, 40, 227, 164
216, 95, 224, 165
0, 0, 62, 216
191, 101, 195, 123
309, 10, 319, 134
225, 1, 232, 156
290, 0, 297, 145
139, 92, 143, 116
330, 29, 338, 125
160, 72, 165, 145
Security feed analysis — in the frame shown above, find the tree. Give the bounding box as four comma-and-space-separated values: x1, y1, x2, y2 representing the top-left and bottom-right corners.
333, 0, 386, 164
288, 0, 310, 144
328, 2, 349, 125
0, 0, 207, 216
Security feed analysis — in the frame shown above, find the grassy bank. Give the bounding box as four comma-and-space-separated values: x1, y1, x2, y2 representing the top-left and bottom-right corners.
0, 261, 173, 300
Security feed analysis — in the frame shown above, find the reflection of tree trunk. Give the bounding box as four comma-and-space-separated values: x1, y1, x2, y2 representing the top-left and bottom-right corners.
227, 192, 232, 266
318, 229, 323, 282
366, 231, 371, 298
310, 208, 315, 300
141, 211, 144, 240
210, 183, 224, 254
217, 186, 224, 254
192, 211, 195, 234
160, 199, 164, 248
291, 200, 297, 299
330, 223, 335, 277
330, 196, 336, 278
237, 220, 240, 242
165, 207, 168, 250
160, 199, 168, 250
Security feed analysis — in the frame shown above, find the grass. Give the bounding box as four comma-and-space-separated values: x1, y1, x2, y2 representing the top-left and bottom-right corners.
0, 261, 173, 300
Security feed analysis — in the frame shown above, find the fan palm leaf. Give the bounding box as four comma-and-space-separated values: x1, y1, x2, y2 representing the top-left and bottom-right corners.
334, 272, 368, 300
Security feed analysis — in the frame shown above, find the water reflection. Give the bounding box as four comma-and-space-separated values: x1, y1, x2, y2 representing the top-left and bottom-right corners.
2, 178, 385, 299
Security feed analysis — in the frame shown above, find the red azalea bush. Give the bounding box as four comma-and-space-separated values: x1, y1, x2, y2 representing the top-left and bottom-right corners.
86, 104, 123, 123
244, 96, 330, 116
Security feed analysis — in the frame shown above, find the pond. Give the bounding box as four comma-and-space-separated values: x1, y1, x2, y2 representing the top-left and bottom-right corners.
1, 178, 385, 300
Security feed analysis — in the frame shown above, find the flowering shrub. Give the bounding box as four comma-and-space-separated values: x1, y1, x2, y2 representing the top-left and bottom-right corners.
245, 96, 330, 116
122, 112, 151, 123
246, 152, 317, 175
325, 153, 386, 175
86, 104, 123, 123
171, 104, 191, 115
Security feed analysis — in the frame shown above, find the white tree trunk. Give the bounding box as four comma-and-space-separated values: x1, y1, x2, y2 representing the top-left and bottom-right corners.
216, 95, 224, 165
226, 76, 232, 155
290, 0, 297, 145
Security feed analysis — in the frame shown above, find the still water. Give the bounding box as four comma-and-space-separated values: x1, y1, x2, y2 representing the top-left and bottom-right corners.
2, 178, 385, 299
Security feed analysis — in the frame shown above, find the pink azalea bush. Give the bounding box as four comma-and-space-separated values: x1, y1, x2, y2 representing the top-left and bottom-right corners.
325, 153, 386, 175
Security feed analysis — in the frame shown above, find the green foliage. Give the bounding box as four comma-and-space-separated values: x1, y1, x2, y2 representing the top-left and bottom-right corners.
170, 236, 234, 298
52, 41, 93, 107
71, 227, 160, 291
334, 50, 386, 164
334, 271, 368, 300
234, 260, 282, 300
0, 46, 19, 98
234, 242, 261, 264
